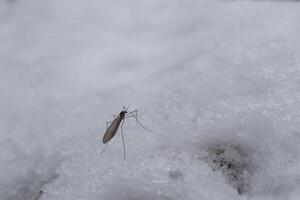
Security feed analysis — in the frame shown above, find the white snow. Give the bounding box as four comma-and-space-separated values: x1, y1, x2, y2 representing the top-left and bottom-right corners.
1, 0, 300, 199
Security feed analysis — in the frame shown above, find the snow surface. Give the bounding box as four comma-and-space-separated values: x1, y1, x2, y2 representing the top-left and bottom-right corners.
1, 0, 300, 199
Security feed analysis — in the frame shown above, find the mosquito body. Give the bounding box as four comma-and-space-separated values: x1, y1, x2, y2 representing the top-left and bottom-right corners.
103, 110, 127, 144
101, 107, 151, 160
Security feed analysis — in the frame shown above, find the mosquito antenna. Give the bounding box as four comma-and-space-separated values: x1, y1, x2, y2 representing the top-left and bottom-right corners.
123, 105, 131, 112
120, 119, 126, 160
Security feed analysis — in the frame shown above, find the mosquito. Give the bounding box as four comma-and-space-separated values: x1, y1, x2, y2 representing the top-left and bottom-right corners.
101, 107, 151, 160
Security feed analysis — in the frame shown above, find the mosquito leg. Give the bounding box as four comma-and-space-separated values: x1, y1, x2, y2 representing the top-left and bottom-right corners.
100, 144, 108, 155
135, 116, 152, 132
124, 115, 136, 119
127, 109, 138, 115
124, 115, 139, 125
121, 119, 126, 160
131, 111, 152, 131
125, 110, 138, 119
125, 111, 152, 132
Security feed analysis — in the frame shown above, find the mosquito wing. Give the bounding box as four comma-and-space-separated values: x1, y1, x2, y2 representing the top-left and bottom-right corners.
103, 117, 122, 144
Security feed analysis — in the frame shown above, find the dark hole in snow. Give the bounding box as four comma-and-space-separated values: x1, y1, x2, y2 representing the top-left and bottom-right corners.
168, 170, 184, 181
205, 143, 252, 195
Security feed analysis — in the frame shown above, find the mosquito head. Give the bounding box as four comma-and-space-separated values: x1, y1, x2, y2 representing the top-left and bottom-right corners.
123, 105, 131, 113
119, 110, 127, 118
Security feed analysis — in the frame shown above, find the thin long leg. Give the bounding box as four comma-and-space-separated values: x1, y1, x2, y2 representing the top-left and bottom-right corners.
136, 117, 152, 132
100, 144, 108, 155
126, 109, 138, 115
121, 119, 126, 160
125, 111, 152, 132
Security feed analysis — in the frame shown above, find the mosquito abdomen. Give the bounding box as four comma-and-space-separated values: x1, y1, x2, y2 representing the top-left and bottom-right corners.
102, 117, 122, 144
